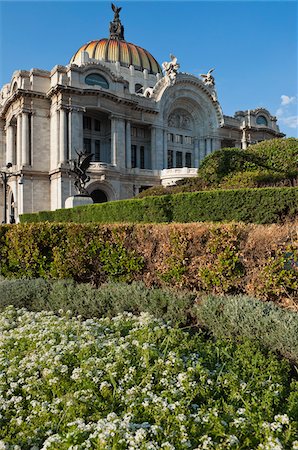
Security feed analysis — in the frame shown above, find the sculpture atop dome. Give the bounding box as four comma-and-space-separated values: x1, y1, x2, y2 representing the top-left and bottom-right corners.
110, 3, 124, 40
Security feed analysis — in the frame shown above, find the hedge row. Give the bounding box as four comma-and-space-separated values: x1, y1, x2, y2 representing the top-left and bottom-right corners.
20, 186, 298, 224
0, 278, 297, 363
1, 222, 297, 306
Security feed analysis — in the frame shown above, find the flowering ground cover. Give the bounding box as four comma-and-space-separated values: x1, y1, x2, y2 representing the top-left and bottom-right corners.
0, 308, 297, 449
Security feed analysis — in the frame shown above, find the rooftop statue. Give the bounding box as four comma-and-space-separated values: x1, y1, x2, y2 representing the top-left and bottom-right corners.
162, 54, 180, 85
200, 68, 215, 87
111, 3, 122, 20
69, 150, 94, 195
110, 3, 125, 40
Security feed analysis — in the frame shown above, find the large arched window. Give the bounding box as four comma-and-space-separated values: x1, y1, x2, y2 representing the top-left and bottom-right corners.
85, 73, 109, 89
256, 115, 268, 126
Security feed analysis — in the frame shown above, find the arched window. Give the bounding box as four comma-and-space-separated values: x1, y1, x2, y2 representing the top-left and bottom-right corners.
12, 82, 18, 92
135, 83, 143, 94
256, 115, 268, 126
85, 73, 109, 89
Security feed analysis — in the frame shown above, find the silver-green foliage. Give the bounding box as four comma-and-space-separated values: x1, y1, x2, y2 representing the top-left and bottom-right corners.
194, 295, 298, 362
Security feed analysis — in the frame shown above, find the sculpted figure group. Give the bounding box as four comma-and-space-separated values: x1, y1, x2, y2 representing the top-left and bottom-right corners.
162, 54, 180, 85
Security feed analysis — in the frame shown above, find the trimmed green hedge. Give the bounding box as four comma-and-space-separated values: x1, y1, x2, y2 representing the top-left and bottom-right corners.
20, 186, 298, 224
1, 222, 298, 305
0, 278, 297, 363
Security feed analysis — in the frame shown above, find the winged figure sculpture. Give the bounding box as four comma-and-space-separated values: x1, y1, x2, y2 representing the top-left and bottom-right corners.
200, 68, 215, 86
69, 150, 94, 195
111, 3, 122, 20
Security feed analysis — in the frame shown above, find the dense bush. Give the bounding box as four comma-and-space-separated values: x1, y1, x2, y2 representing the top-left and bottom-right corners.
136, 138, 298, 196
194, 294, 298, 363
197, 139, 297, 185
20, 186, 298, 224
0, 307, 297, 449
1, 222, 298, 306
1, 278, 298, 362
0, 278, 195, 326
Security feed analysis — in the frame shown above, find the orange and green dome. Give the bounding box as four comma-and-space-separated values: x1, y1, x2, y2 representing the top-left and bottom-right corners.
70, 38, 162, 75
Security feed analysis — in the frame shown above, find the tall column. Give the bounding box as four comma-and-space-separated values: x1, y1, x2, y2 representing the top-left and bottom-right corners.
206, 138, 212, 155
22, 112, 29, 166
241, 128, 248, 150
136, 146, 140, 168
198, 139, 206, 163
173, 150, 176, 169
6, 125, 14, 165
69, 109, 83, 161
117, 118, 126, 169
59, 109, 67, 164
125, 121, 131, 169
16, 115, 22, 166
111, 118, 117, 165
111, 116, 125, 168
163, 130, 167, 169
155, 127, 164, 170
194, 138, 199, 167
150, 127, 156, 170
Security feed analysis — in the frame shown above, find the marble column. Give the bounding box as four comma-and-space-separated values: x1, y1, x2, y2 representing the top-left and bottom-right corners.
6, 125, 14, 165
21, 113, 29, 166
125, 121, 131, 169
150, 127, 156, 170
68, 109, 83, 161
16, 115, 22, 166
163, 130, 167, 169
59, 109, 67, 164
206, 138, 211, 155
111, 117, 125, 168
194, 138, 199, 167
136, 146, 140, 168
155, 127, 164, 170
111, 118, 117, 165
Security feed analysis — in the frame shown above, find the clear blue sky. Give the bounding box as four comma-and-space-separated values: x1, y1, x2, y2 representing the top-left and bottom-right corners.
0, 1, 297, 137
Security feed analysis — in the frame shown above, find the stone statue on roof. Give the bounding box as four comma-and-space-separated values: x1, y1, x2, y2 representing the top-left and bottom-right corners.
162, 54, 180, 85
200, 68, 215, 87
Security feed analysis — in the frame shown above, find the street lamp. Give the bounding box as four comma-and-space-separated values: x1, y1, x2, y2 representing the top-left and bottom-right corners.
0, 163, 23, 224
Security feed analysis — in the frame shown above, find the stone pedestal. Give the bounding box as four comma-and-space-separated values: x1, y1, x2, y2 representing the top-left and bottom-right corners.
65, 195, 93, 209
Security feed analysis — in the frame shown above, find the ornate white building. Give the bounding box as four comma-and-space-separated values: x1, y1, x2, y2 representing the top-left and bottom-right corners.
0, 5, 284, 222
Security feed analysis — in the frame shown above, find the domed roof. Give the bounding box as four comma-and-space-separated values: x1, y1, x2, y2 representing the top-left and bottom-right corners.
70, 38, 162, 75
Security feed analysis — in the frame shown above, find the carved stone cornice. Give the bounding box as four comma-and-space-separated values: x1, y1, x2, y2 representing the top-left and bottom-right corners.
0, 89, 48, 118
47, 84, 158, 114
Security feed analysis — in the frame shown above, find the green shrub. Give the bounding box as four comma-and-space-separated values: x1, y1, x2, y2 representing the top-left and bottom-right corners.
194, 294, 298, 362
0, 278, 195, 326
197, 138, 298, 188
197, 225, 245, 294
1, 222, 298, 305
20, 186, 298, 224
1, 278, 298, 363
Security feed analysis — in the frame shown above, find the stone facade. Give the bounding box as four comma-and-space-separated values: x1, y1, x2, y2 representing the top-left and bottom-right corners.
0, 7, 284, 222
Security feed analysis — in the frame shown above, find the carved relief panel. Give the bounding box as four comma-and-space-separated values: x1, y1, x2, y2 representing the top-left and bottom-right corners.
168, 110, 193, 131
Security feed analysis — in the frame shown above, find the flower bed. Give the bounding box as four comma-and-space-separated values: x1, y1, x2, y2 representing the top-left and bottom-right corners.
0, 308, 297, 449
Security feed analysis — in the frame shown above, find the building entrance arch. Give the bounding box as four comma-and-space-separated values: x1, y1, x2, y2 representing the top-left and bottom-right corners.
90, 189, 108, 203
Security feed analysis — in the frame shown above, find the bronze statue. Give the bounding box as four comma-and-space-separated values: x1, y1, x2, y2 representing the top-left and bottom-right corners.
110, 3, 124, 40
111, 3, 122, 20
69, 150, 94, 195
